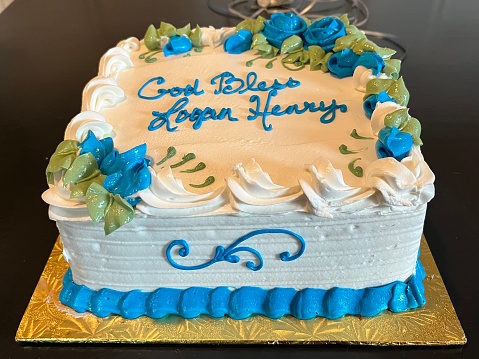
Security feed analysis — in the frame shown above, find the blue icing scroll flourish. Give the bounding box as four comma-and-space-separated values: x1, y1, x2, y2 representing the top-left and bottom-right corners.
166, 228, 306, 271
59, 256, 426, 320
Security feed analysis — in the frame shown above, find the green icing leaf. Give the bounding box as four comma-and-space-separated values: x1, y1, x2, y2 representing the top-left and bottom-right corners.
177, 23, 191, 37
384, 108, 409, 129
144, 24, 160, 50
402, 117, 422, 146
315, 52, 332, 72
252, 33, 267, 47
346, 25, 363, 36
301, 16, 311, 27
253, 16, 265, 34
281, 35, 303, 54
387, 77, 409, 106
333, 33, 365, 53
63, 153, 98, 187
70, 174, 105, 199
339, 14, 350, 27
86, 183, 112, 224
309, 45, 326, 71
364, 78, 395, 100
236, 17, 265, 34
189, 25, 202, 48
104, 195, 134, 235
384, 109, 422, 145
236, 18, 254, 33
384, 59, 401, 80
85, 183, 134, 234
157, 22, 177, 37
46, 140, 79, 184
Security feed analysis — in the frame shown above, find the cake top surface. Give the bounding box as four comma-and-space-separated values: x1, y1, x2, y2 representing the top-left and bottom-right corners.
44, 14, 435, 233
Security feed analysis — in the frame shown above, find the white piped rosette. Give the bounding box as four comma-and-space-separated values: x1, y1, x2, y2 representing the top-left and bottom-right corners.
81, 76, 125, 112
200, 27, 235, 48
364, 146, 435, 208
137, 167, 227, 216
299, 157, 375, 217
227, 159, 305, 214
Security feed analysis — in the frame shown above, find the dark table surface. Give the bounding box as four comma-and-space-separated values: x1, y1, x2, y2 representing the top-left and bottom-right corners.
1, 0, 478, 357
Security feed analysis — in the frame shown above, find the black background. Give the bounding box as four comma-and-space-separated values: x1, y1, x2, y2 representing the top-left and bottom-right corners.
1, 0, 478, 358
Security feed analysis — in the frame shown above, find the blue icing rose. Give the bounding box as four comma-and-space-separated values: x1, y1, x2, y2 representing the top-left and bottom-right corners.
376, 126, 413, 161
103, 158, 151, 201
261, 12, 308, 49
327, 49, 359, 78
79, 130, 114, 166
353, 52, 385, 76
303, 16, 346, 52
224, 29, 253, 54
163, 35, 193, 57
363, 91, 395, 119
100, 144, 148, 176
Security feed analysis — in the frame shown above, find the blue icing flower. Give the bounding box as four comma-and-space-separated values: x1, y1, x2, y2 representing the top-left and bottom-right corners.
376, 126, 413, 161
327, 49, 359, 78
100, 144, 148, 176
363, 91, 396, 118
224, 29, 253, 54
261, 12, 308, 49
103, 157, 151, 199
353, 52, 385, 75
79, 130, 114, 166
163, 35, 193, 57
303, 16, 346, 52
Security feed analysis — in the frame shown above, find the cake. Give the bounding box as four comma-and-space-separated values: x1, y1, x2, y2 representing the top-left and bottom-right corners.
42, 14, 435, 320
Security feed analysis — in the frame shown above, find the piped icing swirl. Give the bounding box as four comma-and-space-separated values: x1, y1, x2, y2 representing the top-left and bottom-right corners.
227, 160, 305, 214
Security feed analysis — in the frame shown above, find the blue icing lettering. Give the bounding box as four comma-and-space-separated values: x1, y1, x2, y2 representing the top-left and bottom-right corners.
138, 76, 204, 100
148, 97, 238, 132
211, 71, 300, 95
140, 71, 348, 131
248, 90, 348, 131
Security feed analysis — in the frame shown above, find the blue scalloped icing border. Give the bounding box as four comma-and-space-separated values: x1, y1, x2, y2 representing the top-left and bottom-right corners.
59, 259, 426, 320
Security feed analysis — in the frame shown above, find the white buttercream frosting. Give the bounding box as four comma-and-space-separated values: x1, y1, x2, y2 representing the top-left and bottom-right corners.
51, 33, 434, 220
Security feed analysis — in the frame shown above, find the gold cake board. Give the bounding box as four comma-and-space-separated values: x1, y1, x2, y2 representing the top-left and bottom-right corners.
16, 235, 466, 345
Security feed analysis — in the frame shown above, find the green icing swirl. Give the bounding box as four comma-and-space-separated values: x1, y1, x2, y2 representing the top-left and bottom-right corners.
181, 162, 206, 173
364, 77, 409, 107
384, 109, 422, 145
339, 144, 367, 154
171, 153, 196, 168
348, 158, 364, 178
350, 129, 374, 140
189, 176, 215, 188
157, 146, 177, 166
